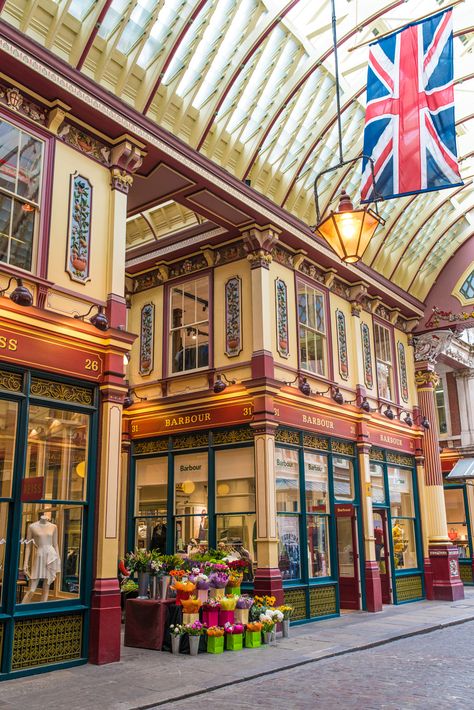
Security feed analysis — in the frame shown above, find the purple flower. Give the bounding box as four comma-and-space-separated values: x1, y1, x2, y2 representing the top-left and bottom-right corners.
236, 595, 254, 609
209, 571, 229, 588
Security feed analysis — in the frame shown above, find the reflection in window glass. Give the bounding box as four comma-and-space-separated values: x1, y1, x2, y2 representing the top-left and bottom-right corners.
19, 503, 82, 603
304, 451, 328, 512
135, 456, 168, 553
370, 463, 385, 504
25, 406, 89, 501
391, 518, 417, 570
0, 399, 18, 497
277, 515, 300, 580
216, 513, 256, 575
297, 280, 326, 376
0, 502, 7, 604
275, 447, 299, 512
444, 488, 470, 558
374, 323, 394, 401
333, 457, 354, 500
307, 515, 330, 577
174, 452, 208, 552
388, 467, 414, 517
170, 276, 209, 373
435, 380, 448, 434
215, 447, 255, 514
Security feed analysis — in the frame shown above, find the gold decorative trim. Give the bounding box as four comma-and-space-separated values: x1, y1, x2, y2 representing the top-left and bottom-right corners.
415, 370, 439, 389
12, 614, 83, 670
303, 433, 329, 451
213, 426, 253, 445
30, 378, 93, 405
369, 447, 385, 462
459, 563, 473, 585
283, 587, 307, 620
309, 585, 337, 617
395, 575, 423, 602
331, 439, 355, 456
134, 438, 169, 456
0, 370, 22, 392
172, 432, 209, 450
386, 451, 415, 467
276, 428, 300, 446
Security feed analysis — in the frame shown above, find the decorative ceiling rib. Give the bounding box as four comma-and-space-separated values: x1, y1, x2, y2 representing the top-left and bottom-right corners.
2, 0, 473, 302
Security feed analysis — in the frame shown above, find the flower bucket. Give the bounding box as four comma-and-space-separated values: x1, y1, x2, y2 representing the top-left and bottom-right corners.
218, 610, 235, 626
225, 633, 243, 651
161, 574, 171, 600
245, 630, 261, 648
207, 636, 224, 654
209, 587, 225, 600
262, 631, 273, 644
234, 608, 249, 625
171, 636, 181, 655
188, 636, 200, 657
282, 619, 290, 638
183, 612, 200, 625
150, 576, 159, 599
137, 571, 150, 599
202, 609, 219, 627
197, 589, 209, 604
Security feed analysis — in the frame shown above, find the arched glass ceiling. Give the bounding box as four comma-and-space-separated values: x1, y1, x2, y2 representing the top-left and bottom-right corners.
7, 0, 474, 301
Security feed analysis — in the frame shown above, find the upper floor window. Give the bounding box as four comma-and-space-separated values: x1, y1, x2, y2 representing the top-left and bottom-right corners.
0, 119, 43, 272
297, 281, 327, 376
169, 275, 209, 374
435, 379, 448, 434
374, 323, 394, 401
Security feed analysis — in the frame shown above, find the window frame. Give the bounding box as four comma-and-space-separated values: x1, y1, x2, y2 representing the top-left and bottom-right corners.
373, 318, 399, 405
295, 274, 332, 381
0, 106, 54, 279
164, 270, 212, 378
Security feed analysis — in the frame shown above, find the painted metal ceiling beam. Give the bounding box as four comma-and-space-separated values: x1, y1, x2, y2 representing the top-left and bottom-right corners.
76, 0, 114, 70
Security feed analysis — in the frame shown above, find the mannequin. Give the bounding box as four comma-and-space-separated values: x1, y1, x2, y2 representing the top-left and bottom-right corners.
22, 513, 61, 603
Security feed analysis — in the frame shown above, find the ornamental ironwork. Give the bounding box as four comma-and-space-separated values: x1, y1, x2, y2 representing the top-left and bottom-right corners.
303, 433, 329, 451
332, 439, 354, 456
134, 438, 169, 456
139, 303, 154, 376
213, 426, 253, 445
395, 575, 422, 602
283, 587, 307, 621
11, 614, 83, 670
398, 341, 409, 403
309, 585, 337, 617
369, 447, 385, 461
361, 322, 374, 389
0, 370, 22, 392
172, 432, 209, 450
275, 278, 289, 358
276, 428, 300, 445
225, 276, 242, 357
30, 378, 93, 405
66, 173, 92, 283
386, 451, 415, 467
336, 310, 349, 380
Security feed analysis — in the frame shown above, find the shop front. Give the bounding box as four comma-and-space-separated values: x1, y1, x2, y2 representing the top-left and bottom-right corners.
441, 453, 474, 586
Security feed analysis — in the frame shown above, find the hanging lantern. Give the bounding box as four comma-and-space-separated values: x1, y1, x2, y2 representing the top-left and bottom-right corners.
316, 191, 383, 264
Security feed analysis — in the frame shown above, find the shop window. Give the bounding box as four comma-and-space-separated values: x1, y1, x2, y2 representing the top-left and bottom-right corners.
275, 447, 301, 580
435, 380, 448, 435
374, 323, 394, 401
444, 487, 470, 558
388, 466, 417, 570
333, 457, 354, 500
174, 451, 208, 553
169, 276, 209, 374
370, 462, 386, 504
0, 118, 43, 271
134, 457, 168, 554
0, 501, 7, 604
459, 268, 474, 301
215, 448, 256, 569
297, 280, 327, 376
0, 399, 18, 498
304, 451, 330, 577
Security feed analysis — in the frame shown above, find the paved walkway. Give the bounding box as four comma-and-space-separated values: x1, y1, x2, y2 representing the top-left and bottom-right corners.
2, 590, 474, 709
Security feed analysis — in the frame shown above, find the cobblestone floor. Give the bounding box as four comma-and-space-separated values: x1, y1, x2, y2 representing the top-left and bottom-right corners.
160, 621, 474, 710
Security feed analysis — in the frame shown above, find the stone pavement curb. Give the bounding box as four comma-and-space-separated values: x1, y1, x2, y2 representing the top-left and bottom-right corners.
133, 614, 474, 709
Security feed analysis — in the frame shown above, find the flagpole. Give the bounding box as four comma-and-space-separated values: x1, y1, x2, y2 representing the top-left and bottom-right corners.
331, 0, 344, 164
348, 0, 465, 52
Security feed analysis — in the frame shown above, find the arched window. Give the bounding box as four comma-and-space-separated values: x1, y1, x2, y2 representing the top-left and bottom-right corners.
460, 269, 474, 301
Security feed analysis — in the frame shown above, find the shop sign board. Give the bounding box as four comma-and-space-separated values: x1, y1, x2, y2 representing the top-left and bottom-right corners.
368, 426, 416, 453
0, 324, 103, 380
21, 476, 44, 502
130, 401, 254, 438
274, 401, 357, 439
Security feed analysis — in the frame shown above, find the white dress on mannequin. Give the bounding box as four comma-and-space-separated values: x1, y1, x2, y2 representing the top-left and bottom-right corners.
22, 517, 61, 603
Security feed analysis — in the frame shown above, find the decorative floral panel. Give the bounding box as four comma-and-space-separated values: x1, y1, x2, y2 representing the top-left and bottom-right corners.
303, 433, 329, 450
309, 585, 337, 617
0, 370, 22, 392
139, 303, 154, 375
134, 438, 169, 455
370, 447, 385, 461
397, 341, 409, 403
66, 173, 92, 283
283, 587, 307, 620
275, 278, 289, 358
212, 426, 253, 445
336, 310, 349, 380
395, 574, 423, 602
332, 439, 355, 456
12, 614, 83, 670
275, 428, 300, 445
172, 432, 209, 449
386, 451, 415, 467
30, 377, 93, 405
225, 276, 242, 357
361, 322, 374, 389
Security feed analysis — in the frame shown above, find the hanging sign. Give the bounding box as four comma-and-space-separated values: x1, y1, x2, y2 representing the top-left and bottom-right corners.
21, 476, 44, 502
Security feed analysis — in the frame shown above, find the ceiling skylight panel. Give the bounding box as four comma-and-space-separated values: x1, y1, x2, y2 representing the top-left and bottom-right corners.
162, 5, 211, 85
117, 0, 157, 55
69, 0, 97, 21
98, 0, 131, 39
137, 0, 189, 68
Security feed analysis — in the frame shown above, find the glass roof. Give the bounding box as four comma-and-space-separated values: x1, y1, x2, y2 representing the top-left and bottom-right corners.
7, 0, 474, 301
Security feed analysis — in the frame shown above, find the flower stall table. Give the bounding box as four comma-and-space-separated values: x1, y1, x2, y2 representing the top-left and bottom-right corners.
124, 598, 177, 651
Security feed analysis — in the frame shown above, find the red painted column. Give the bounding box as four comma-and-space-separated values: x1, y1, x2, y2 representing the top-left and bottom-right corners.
415, 365, 464, 601
89, 579, 122, 664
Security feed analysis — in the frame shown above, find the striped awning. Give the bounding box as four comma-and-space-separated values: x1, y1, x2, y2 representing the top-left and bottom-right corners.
446, 459, 474, 480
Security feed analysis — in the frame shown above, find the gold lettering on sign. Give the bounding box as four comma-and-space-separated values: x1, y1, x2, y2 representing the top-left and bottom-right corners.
164, 412, 211, 428
380, 434, 403, 446
0, 336, 18, 351
302, 414, 335, 429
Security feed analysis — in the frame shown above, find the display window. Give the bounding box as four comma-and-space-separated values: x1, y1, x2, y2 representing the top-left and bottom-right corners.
370, 462, 386, 504
174, 451, 208, 553
333, 457, 355, 500
444, 486, 471, 559
135, 457, 168, 554
307, 515, 330, 578
388, 466, 417, 569
169, 275, 210, 374
0, 501, 7, 604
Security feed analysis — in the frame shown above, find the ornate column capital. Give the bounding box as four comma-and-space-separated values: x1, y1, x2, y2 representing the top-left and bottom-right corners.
415, 368, 440, 390
109, 140, 144, 194
242, 224, 280, 269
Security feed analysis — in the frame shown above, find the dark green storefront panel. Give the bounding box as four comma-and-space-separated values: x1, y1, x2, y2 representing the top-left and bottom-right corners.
11, 614, 83, 671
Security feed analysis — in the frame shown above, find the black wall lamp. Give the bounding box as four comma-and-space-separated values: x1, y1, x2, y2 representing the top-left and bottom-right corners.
400, 410, 413, 427
285, 374, 312, 396
213, 373, 236, 394
74, 304, 109, 331
123, 387, 148, 409
345, 394, 372, 412
314, 384, 344, 404
0, 277, 33, 307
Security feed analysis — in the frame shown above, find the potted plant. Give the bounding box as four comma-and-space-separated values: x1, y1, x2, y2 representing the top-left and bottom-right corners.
224, 622, 245, 651
185, 620, 206, 656
206, 626, 225, 654
245, 621, 262, 648
169, 624, 185, 655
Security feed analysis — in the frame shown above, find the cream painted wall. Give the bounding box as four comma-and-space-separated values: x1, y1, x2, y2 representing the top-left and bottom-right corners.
48, 141, 112, 304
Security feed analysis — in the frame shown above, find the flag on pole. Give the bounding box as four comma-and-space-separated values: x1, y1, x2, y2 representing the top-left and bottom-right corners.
361, 9, 463, 202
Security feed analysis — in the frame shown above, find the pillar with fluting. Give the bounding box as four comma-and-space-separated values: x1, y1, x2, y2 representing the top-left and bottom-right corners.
357, 441, 382, 611
415, 365, 464, 601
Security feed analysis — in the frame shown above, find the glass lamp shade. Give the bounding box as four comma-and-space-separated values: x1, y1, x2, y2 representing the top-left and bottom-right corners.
316, 191, 381, 264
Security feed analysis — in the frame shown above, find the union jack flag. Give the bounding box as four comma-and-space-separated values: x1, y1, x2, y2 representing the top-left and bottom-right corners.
361, 9, 462, 202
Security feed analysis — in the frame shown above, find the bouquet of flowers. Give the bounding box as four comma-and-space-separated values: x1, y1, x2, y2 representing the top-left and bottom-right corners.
236, 595, 254, 609
219, 595, 238, 611
278, 605, 293, 620
246, 621, 263, 632
209, 571, 229, 589
250, 594, 276, 620
228, 559, 249, 573
227, 570, 243, 587
172, 579, 196, 593
169, 624, 186, 637
170, 569, 186, 580
193, 572, 210, 590
268, 608, 284, 624
206, 626, 225, 637
120, 578, 138, 594
160, 554, 182, 574
150, 555, 163, 576
259, 613, 275, 632
125, 549, 153, 573
184, 620, 206, 636
202, 600, 221, 611
224, 622, 245, 635
181, 596, 202, 614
